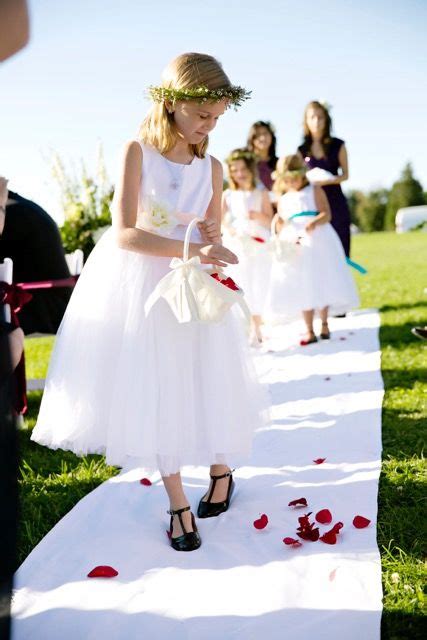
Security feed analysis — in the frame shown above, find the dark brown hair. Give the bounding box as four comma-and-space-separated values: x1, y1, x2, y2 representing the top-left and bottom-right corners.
246, 121, 278, 169
300, 101, 333, 157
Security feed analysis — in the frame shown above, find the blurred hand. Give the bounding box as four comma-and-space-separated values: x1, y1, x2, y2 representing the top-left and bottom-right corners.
305, 220, 317, 233
195, 243, 238, 268
198, 219, 221, 244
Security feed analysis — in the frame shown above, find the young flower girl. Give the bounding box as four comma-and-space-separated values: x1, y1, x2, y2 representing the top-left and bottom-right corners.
222, 149, 273, 343
266, 154, 359, 344
31, 53, 266, 551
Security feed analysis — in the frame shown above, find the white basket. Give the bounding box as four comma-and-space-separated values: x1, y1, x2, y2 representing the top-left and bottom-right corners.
145, 218, 251, 324
268, 214, 300, 263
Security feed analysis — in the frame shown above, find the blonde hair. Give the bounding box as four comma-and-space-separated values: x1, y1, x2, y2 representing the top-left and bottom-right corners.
273, 154, 309, 195
226, 149, 258, 190
139, 52, 232, 158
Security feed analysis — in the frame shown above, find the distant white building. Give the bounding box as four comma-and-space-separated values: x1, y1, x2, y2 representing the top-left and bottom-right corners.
395, 205, 427, 233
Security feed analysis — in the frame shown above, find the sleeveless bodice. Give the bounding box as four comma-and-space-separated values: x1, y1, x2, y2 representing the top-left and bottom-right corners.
136, 142, 213, 240
278, 185, 317, 232
224, 188, 263, 236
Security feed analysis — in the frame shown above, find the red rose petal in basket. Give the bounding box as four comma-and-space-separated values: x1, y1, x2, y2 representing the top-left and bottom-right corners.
313, 458, 326, 465
252, 236, 266, 243
283, 537, 302, 548
210, 272, 221, 281
353, 515, 371, 529
253, 514, 269, 530
315, 509, 333, 525
288, 497, 308, 508
222, 276, 240, 291
140, 478, 152, 486
87, 565, 118, 578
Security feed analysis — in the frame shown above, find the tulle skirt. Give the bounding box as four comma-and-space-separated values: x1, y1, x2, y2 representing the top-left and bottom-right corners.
265, 222, 359, 321
31, 227, 267, 475
223, 225, 272, 316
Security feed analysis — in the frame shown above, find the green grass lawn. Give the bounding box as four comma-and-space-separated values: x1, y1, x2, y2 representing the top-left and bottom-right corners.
19, 231, 426, 638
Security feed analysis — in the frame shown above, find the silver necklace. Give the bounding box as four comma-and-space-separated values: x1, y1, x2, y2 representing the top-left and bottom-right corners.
165, 159, 186, 191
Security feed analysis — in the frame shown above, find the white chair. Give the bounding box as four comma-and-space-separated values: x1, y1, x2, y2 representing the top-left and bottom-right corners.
0, 257, 13, 323
65, 249, 84, 276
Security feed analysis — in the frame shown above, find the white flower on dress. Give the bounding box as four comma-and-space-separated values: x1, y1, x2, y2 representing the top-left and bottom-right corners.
140, 197, 178, 234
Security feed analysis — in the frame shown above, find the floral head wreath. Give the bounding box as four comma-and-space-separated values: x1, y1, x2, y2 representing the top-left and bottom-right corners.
147, 85, 251, 110
272, 166, 307, 180
225, 149, 257, 165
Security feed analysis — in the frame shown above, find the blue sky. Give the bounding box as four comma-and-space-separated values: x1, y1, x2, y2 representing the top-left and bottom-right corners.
1, 0, 426, 222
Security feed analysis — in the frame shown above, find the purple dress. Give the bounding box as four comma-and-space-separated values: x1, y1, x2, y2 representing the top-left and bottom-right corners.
298, 137, 351, 256
257, 160, 274, 191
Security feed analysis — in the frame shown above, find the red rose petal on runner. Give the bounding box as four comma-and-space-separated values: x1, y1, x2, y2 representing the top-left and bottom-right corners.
283, 537, 302, 547
324, 377, 331, 381
252, 236, 266, 243
320, 531, 337, 545
296, 512, 319, 541
339, 337, 346, 341
288, 497, 308, 508
87, 565, 118, 578
316, 509, 332, 524
353, 515, 371, 529
313, 458, 326, 464
253, 514, 269, 530
140, 478, 152, 486
331, 521, 344, 534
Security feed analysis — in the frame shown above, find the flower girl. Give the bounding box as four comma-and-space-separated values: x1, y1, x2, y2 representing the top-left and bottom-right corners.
32, 53, 266, 551
266, 154, 359, 344
222, 148, 273, 343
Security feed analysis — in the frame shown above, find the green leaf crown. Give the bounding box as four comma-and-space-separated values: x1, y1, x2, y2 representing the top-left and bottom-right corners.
147, 85, 251, 110
225, 149, 257, 164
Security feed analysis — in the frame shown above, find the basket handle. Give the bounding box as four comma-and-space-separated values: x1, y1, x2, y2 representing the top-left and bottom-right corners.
183, 218, 202, 262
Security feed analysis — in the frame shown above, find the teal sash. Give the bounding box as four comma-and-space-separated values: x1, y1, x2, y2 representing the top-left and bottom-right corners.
287, 210, 368, 274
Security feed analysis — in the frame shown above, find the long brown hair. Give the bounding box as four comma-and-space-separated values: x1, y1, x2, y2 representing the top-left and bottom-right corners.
225, 149, 258, 190
300, 101, 333, 157
246, 120, 278, 169
139, 52, 232, 158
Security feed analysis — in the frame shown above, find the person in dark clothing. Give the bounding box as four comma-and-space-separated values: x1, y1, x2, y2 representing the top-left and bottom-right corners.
0, 185, 72, 334
298, 101, 352, 257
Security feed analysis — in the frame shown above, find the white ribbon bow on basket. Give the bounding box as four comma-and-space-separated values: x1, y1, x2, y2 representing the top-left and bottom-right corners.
144, 218, 251, 324
268, 213, 300, 263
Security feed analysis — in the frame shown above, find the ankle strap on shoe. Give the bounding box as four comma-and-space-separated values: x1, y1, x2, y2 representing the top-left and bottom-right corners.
167, 505, 191, 516
209, 468, 235, 480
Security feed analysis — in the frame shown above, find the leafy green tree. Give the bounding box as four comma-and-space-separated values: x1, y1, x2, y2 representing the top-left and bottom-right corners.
385, 163, 425, 230
355, 189, 388, 232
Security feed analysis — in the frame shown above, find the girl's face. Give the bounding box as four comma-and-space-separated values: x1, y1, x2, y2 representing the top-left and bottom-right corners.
252, 126, 273, 153
284, 175, 305, 191
229, 159, 252, 189
305, 107, 326, 137
172, 99, 227, 145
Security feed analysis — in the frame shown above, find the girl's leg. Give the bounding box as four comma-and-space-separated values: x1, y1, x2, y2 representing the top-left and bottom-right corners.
162, 472, 195, 536
302, 309, 315, 340
319, 306, 330, 336
201, 463, 233, 503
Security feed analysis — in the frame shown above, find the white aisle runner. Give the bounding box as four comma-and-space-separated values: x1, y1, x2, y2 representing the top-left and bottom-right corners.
12, 311, 383, 640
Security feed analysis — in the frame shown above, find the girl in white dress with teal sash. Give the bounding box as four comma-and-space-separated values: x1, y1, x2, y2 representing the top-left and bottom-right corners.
31, 53, 266, 552
266, 154, 359, 345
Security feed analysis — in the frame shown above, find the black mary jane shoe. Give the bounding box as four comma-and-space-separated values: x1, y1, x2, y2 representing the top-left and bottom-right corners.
197, 468, 235, 519
167, 506, 201, 552
320, 324, 331, 340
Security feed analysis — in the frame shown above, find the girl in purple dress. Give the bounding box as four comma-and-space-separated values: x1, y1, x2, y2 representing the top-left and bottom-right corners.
246, 121, 278, 191
297, 101, 351, 257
